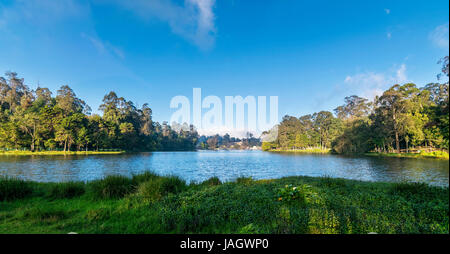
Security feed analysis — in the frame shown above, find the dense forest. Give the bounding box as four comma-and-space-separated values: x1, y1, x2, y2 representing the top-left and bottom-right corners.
0, 73, 198, 152
263, 57, 449, 154
1, 57, 448, 154
198, 133, 261, 150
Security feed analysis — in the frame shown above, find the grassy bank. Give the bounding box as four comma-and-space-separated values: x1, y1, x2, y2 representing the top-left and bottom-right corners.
365, 150, 449, 160
267, 148, 331, 154
0, 173, 448, 234
0, 150, 125, 156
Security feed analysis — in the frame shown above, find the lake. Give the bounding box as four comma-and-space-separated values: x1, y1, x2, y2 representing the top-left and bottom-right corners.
0, 150, 448, 186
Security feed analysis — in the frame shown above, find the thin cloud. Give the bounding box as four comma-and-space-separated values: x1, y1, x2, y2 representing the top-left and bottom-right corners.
81, 33, 125, 59
384, 8, 391, 15
0, 0, 87, 27
429, 23, 449, 50
105, 0, 217, 50
343, 64, 409, 100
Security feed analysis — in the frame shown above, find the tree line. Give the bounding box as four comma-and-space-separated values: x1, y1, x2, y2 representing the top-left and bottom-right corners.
0, 73, 198, 152
263, 57, 449, 154
198, 133, 261, 150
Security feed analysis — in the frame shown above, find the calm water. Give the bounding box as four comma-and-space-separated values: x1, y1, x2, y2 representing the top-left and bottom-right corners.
0, 151, 448, 186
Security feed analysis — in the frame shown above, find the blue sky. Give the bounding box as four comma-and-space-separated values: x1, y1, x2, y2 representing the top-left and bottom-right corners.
0, 0, 448, 135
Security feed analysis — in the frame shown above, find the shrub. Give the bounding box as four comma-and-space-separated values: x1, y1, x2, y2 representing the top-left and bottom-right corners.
276, 184, 322, 205
390, 182, 436, 200
132, 171, 159, 186
48, 182, 85, 199
161, 176, 186, 194
0, 177, 33, 201
236, 177, 253, 185
202, 177, 222, 186
89, 175, 133, 199
136, 178, 164, 202
136, 176, 186, 202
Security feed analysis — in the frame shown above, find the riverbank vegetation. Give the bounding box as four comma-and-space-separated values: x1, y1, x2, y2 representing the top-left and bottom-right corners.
365, 150, 449, 160
264, 147, 331, 154
0, 74, 198, 152
263, 57, 449, 158
0, 150, 125, 156
198, 133, 261, 150
0, 173, 448, 234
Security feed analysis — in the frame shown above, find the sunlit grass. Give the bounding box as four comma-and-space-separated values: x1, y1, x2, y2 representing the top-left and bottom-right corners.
0, 150, 125, 156
0, 173, 448, 234
268, 147, 331, 154
365, 150, 449, 160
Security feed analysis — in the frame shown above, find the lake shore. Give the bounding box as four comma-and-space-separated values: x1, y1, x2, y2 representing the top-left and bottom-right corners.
265, 148, 331, 154
265, 148, 449, 160
0, 150, 125, 156
364, 151, 449, 160
1, 173, 448, 234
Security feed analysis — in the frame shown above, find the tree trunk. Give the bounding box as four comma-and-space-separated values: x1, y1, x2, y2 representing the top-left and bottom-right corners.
30, 121, 36, 152
395, 131, 400, 153
31, 137, 35, 152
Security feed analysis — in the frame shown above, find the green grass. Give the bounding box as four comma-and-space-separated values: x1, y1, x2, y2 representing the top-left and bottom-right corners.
268, 147, 332, 154
0, 173, 448, 234
0, 150, 125, 156
365, 150, 449, 160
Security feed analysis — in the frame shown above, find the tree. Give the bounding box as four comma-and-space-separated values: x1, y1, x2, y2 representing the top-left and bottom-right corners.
334, 95, 371, 120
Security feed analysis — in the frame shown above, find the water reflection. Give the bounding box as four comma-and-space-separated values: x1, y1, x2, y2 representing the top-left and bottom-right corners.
0, 151, 448, 186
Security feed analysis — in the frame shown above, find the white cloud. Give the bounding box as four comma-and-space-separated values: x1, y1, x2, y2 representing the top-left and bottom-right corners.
343, 64, 409, 99
384, 8, 391, 15
429, 23, 449, 50
81, 33, 125, 59
107, 0, 217, 50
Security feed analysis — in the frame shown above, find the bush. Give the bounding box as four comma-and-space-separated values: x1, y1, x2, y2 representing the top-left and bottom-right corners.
136, 179, 164, 202
47, 182, 85, 199
161, 176, 186, 194
132, 171, 159, 186
391, 182, 436, 200
276, 184, 322, 205
236, 177, 253, 185
202, 177, 222, 186
0, 177, 33, 201
89, 175, 133, 199
136, 176, 186, 202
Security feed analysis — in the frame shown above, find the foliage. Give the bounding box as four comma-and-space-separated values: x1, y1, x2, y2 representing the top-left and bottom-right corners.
201, 177, 222, 186
0, 73, 198, 152
47, 182, 85, 199
267, 56, 449, 154
276, 184, 322, 206
0, 173, 447, 234
89, 175, 134, 199
0, 177, 33, 201
135, 176, 186, 202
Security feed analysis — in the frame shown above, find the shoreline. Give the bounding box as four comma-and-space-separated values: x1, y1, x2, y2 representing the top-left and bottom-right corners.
1, 173, 448, 234
265, 148, 331, 154
0, 151, 126, 156
264, 149, 449, 160
364, 151, 449, 160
